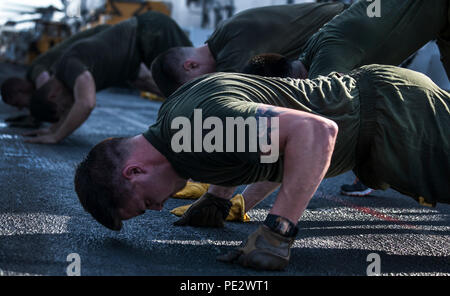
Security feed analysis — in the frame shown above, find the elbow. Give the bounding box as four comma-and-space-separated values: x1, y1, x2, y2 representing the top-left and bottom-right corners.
80, 97, 96, 111
322, 121, 338, 154
86, 100, 96, 111
324, 120, 339, 141
310, 118, 339, 150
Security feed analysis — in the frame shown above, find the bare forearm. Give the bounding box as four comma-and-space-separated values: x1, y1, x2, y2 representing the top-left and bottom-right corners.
242, 181, 280, 212
52, 101, 93, 141
52, 71, 96, 141
270, 120, 338, 223
49, 118, 65, 133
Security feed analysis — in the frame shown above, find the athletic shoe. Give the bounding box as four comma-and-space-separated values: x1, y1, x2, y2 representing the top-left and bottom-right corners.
340, 180, 373, 197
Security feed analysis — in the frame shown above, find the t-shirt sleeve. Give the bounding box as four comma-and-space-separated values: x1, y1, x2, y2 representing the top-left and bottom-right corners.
54, 56, 88, 90
205, 20, 248, 72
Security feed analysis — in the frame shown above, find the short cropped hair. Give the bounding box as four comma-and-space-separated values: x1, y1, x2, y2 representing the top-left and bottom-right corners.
74, 138, 131, 231
1, 77, 32, 104
29, 81, 59, 122
242, 53, 291, 78
151, 47, 190, 97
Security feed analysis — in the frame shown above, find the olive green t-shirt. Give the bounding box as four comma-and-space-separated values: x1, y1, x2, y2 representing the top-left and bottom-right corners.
54, 17, 140, 91
26, 24, 110, 83
299, 0, 449, 78
206, 2, 347, 73
54, 11, 191, 91
135, 11, 192, 68
143, 72, 360, 186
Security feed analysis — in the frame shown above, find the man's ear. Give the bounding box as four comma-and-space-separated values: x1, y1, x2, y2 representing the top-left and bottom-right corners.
183, 59, 198, 71
122, 165, 145, 180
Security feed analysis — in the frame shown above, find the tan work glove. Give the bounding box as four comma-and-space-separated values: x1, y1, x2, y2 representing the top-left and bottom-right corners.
216, 225, 295, 270
172, 181, 210, 199
171, 194, 250, 223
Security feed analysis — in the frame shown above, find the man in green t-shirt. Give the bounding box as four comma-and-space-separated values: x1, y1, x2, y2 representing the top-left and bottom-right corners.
0, 25, 110, 127
74, 64, 450, 270
22, 11, 192, 144
245, 0, 449, 80
150, 2, 347, 97
242, 0, 450, 196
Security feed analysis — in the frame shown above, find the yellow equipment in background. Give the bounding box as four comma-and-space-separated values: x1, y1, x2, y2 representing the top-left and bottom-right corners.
90, 0, 171, 26
140, 91, 165, 101
29, 1, 172, 63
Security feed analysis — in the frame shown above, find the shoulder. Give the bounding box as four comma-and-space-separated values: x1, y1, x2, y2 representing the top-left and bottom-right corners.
160, 73, 253, 113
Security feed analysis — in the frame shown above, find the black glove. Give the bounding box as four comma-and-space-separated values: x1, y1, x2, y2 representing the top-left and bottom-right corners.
173, 192, 232, 227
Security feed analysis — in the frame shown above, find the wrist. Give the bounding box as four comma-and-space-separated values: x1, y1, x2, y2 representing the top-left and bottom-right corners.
264, 214, 298, 237
48, 131, 62, 143
207, 185, 235, 199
